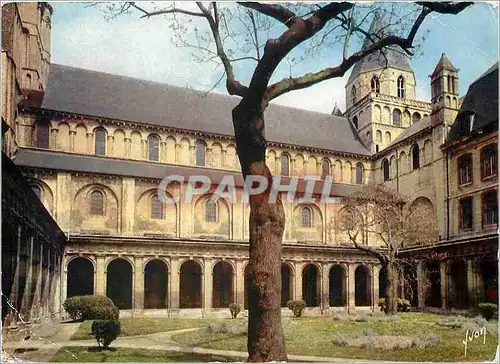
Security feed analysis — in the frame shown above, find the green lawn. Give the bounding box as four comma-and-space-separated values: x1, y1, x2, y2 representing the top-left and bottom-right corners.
172, 313, 498, 362
52, 346, 242, 362
71, 317, 225, 340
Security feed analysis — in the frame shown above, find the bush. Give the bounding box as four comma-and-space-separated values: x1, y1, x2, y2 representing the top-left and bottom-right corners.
332, 312, 400, 323
91, 320, 121, 349
63, 295, 119, 322
377, 298, 386, 312
396, 298, 411, 312
478, 303, 497, 320
332, 331, 439, 350
208, 322, 247, 335
287, 300, 306, 318
229, 303, 241, 319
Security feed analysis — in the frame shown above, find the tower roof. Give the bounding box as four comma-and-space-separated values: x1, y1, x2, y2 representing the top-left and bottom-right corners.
331, 103, 343, 116
347, 13, 413, 84
431, 53, 458, 77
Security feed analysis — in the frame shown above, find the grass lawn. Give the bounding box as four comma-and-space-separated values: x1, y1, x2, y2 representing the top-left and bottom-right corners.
172, 313, 498, 362
71, 317, 225, 340
52, 346, 242, 362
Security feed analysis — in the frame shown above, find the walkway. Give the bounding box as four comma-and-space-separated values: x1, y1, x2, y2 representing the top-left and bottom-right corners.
3, 326, 360, 362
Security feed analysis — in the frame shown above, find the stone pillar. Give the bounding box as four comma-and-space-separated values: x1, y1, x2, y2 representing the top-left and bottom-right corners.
170, 258, 180, 311
87, 132, 93, 154
207, 147, 213, 167
372, 265, 380, 311
6, 225, 22, 326
125, 137, 131, 157
221, 148, 227, 168
31, 240, 43, 321
466, 259, 476, 307
294, 262, 304, 301
134, 257, 144, 311
417, 260, 424, 310
204, 258, 213, 312
321, 263, 330, 313
95, 256, 106, 297
235, 260, 245, 307
175, 143, 181, 164
69, 130, 76, 151
348, 263, 357, 313
189, 145, 196, 165
107, 135, 114, 156
55, 173, 72, 231
440, 261, 447, 309
160, 141, 167, 162
121, 178, 136, 235
20, 235, 34, 319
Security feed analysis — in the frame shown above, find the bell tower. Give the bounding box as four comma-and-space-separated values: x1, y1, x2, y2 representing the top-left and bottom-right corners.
430, 53, 459, 126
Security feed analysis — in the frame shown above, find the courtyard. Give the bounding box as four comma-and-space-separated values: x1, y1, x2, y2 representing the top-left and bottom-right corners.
3, 312, 497, 362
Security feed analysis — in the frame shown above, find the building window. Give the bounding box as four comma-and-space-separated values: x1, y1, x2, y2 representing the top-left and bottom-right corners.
458, 153, 473, 185
371, 76, 380, 95
321, 159, 330, 179
90, 190, 104, 216
382, 159, 390, 182
351, 85, 357, 104
482, 190, 498, 227
411, 144, 420, 170
393, 109, 401, 126
31, 185, 42, 200
281, 153, 290, 177
412, 112, 421, 124
300, 206, 312, 228
355, 163, 364, 184
376, 145, 380, 153
481, 144, 497, 179
94, 128, 106, 156
397, 75, 405, 98
205, 199, 217, 222
148, 134, 160, 162
459, 197, 473, 230
352, 116, 358, 129
36, 120, 50, 149
196, 140, 206, 167
150, 194, 164, 219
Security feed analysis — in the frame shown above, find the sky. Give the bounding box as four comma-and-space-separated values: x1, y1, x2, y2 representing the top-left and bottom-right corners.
49, 1, 499, 114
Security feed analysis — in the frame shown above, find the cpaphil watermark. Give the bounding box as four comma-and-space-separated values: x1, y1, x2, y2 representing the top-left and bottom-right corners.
156, 174, 342, 204
462, 327, 487, 357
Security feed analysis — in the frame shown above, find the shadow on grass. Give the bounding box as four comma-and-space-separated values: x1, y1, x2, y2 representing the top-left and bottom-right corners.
87, 347, 117, 352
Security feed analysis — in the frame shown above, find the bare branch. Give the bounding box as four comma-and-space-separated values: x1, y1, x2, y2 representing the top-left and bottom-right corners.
416, 1, 474, 15
237, 2, 298, 28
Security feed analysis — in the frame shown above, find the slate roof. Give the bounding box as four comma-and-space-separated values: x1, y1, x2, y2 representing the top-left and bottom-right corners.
331, 103, 343, 116
347, 14, 413, 84
431, 53, 458, 77
40, 64, 371, 156
14, 148, 365, 198
447, 63, 498, 143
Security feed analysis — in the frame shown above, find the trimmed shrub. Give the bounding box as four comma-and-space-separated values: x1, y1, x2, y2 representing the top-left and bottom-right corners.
377, 298, 386, 312
478, 303, 497, 320
287, 300, 306, 318
229, 303, 241, 319
63, 295, 119, 322
208, 322, 247, 335
396, 298, 411, 312
332, 331, 439, 350
91, 320, 121, 349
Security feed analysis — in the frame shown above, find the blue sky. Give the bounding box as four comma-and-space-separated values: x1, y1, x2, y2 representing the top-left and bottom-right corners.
49, 1, 498, 113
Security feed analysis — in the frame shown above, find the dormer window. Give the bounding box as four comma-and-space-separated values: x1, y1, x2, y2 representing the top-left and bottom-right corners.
469, 113, 475, 132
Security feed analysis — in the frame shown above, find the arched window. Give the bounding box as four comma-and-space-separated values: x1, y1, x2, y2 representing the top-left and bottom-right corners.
351, 85, 357, 104
31, 185, 42, 199
352, 116, 358, 129
36, 120, 50, 149
94, 128, 106, 156
393, 109, 401, 126
90, 190, 104, 215
150, 194, 164, 219
321, 159, 330, 179
205, 199, 217, 222
412, 112, 421, 124
376, 130, 382, 143
397, 76, 405, 98
385, 132, 392, 144
196, 140, 206, 167
300, 206, 312, 228
411, 144, 420, 170
382, 159, 390, 182
371, 76, 380, 95
148, 134, 160, 161
281, 153, 290, 177
355, 163, 364, 184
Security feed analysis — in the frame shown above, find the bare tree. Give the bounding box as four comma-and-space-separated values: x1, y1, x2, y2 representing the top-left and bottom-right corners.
93, 1, 471, 360
336, 183, 439, 314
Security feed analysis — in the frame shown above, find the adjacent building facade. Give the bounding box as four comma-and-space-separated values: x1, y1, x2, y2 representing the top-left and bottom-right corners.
2, 3, 497, 321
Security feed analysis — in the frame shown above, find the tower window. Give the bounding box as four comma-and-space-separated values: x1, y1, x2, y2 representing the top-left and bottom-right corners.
36, 120, 50, 149
397, 76, 405, 98
205, 199, 217, 222
351, 85, 357, 104
94, 128, 106, 156
393, 109, 401, 126
371, 76, 380, 95
300, 206, 312, 228
196, 140, 206, 167
90, 190, 104, 216
148, 134, 160, 162
458, 153, 473, 185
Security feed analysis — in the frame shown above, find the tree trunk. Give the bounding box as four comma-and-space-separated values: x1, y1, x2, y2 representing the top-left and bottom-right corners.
232, 103, 287, 362
384, 262, 398, 315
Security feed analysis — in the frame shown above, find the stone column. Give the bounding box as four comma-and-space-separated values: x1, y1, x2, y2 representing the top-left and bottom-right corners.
121, 178, 136, 235
125, 137, 131, 157
294, 262, 304, 301
175, 143, 181, 164
372, 265, 380, 311
160, 141, 167, 162
95, 256, 106, 296
6, 225, 22, 326
107, 135, 114, 156
221, 148, 227, 168
207, 147, 213, 167
31, 240, 43, 321
189, 145, 196, 165
440, 261, 447, 309
466, 259, 476, 307
417, 260, 425, 310
134, 257, 144, 311
170, 258, 180, 311
204, 258, 213, 312
87, 132, 93, 154
348, 263, 357, 313
321, 263, 330, 313
69, 130, 76, 151
51, 128, 58, 150
20, 235, 34, 319
235, 260, 245, 307
474, 261, 485, 303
